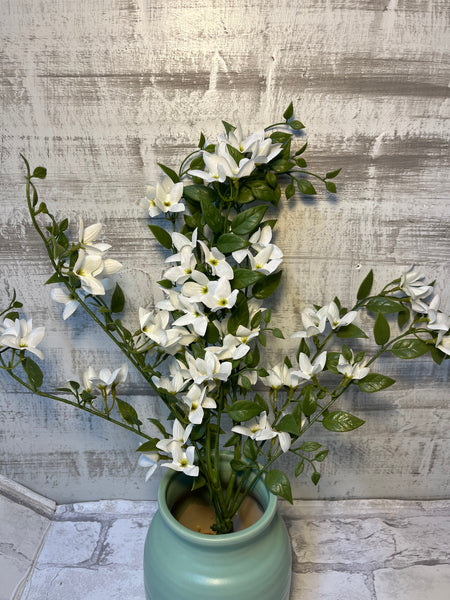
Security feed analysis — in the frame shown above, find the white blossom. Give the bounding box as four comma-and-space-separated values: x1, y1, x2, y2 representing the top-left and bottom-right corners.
336, 353, 370, 380
182, 383, 217, 424
50, 287, 80, 320
161, 445, 199, 477
293, 352, 327, 380
0, 318, 45, 360
156, 419, 193, 453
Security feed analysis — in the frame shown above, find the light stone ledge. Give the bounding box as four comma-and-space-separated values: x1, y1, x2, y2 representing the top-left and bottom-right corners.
1, 491, 448, 600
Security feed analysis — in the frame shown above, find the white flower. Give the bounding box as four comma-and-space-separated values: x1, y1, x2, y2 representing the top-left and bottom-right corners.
50, 286, 80, 320
232, 411, 275, 443
322, 301, 358, 330
73, 250, 122, 296
336, 353, 370, 380
248, 245, 283, 275
293, 352, 327, 380
161, 445, 199, 477
400, 265, 433, 309
291, 306, 327, 339
189, 144, 255, 183
182, 271, 213, 303
156, 419, 193, 453
78, 218, 111, 255
201, 277, 239, 312
249, 136, 283, 165
163, 246, 198, 284
185, 350, 232, 385
261, 363, 301, 389
139, 308, 170, 345
0, 318, 45, 360
198, 241, 234, 280
90, 364, 128, 391
138, 452, 161, 481
157, 291, 209, 337
182, 384, 217, 424
436, 335, 450, 356
143, 176, 184, 216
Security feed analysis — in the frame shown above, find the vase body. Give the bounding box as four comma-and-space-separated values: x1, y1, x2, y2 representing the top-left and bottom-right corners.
143, 456, 292, 600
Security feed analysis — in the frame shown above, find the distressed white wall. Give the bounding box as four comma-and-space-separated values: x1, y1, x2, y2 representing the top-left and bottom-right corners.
0, 0, 449, 502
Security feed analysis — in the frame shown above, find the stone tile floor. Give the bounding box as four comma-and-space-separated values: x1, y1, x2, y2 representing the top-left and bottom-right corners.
1, 477, 449, 600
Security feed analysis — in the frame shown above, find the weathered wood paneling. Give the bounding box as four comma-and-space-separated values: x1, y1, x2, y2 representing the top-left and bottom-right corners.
0, 0, 449, 502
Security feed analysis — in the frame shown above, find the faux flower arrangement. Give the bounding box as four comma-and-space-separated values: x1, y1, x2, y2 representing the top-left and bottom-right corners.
1, 103, 448, 535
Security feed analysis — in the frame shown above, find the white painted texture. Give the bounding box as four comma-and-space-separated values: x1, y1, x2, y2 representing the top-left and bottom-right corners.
0, 0, 449, 502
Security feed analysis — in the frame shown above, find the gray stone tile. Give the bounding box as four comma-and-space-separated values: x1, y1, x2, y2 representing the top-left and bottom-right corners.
291, 571, 372, 600
99, 516, 154, 567
36, 521, 102, 566
20, 565, 145, 600
374, 565, 450, 600
0, 477, 55, 600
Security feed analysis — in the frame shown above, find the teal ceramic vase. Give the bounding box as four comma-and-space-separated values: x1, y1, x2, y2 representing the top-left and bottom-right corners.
143, 456, 292, 600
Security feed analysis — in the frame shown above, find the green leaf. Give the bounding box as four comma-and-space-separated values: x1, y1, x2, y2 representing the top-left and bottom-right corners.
430, 346, 445, 365
341, 343, 352, 362
314, 450, 329, 462
270, 131, 292, 144
200, 197, 224, 234
357, 270, 374, 300
277, 414, 299, 435
397, 308, 410, 329
237, 186, 255, 204
224, 433, 241, 447
374, 312, 390, 345
294, 460, 305, 477
157, 162, 180, 183
272, 327, 285, 339
325, 168, 342, 179
358, 373, 395, 393
45, 272, 66, 285
289, 120, 305, 130
301, 386, 317, 417
297, 179, 317, 195
183, 184, 217, 205
117, 399, 142, 426
231, 459, 248, 472
322, 411, 365, 432
391, 338, 429, 359
295, 142, 308, 156
243, 438, 258, 461
157, 279, 173, 289
136, 438, 159, 452
227, 293, 249, 334
205, 321, 220, 344
111, 283, 125, 314
22, 357, 43, 389
295, 157, 307, 168
148, 417, 169, 437
336, 324, 368, 339
191, 475, 206, 491
232, 268, 264, 289
198, 132, 206, 148
366, 297, 404, 314
283, 102, 294, 120
252, 270, 282, 299
247, 181, 274, 203
216, 233, 250, 254
222, 120, 236, 135
285, 182, 295, 199
32, 166, 47, 179
148, 224, 172, 249
240, 375, 252, 391
325, 181, 337, 193
230, 205, 268, 235
227, 400, 262, 422
311, 472, 321, 485
299, 441, 322, 452
266, 172, 277, 188
271, 159, 294, 173
254, 393, 269, 414
265, 469, 293, 503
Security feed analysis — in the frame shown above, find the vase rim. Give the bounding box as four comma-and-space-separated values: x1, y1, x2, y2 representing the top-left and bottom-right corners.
157, 464, 278, 546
